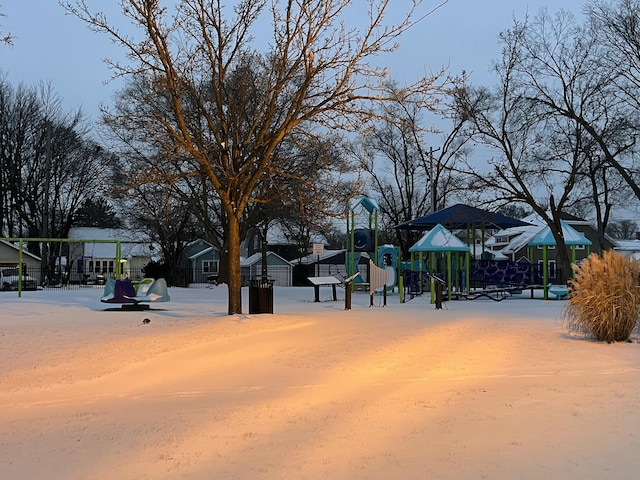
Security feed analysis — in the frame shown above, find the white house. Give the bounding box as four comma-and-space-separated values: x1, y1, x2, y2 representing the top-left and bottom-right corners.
67, 227, 155, 283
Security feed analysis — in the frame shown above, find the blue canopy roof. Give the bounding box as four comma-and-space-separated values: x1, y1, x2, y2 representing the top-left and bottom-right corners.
396, 204, 530, 231
409, 224, 471, 253
528, 220, 592, 247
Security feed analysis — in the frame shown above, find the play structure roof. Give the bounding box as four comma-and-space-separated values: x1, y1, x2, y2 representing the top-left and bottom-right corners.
528, 220, 592, 247
396, 204, 531, 231
409, 224, 471, 253
348, 196, 380, 214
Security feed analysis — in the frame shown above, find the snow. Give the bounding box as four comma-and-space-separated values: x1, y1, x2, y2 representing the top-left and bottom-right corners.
1, 285, 640, 479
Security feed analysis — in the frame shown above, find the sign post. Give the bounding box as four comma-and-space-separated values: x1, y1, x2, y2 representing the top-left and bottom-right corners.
312, 243, 324, 276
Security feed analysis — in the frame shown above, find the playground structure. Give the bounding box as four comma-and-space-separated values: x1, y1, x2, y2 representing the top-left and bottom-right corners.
345, 196, 399, 295
343, 200, 552, 304
405, 223, 470, 303
395, 206, 579, 303
101, 277, 170, 310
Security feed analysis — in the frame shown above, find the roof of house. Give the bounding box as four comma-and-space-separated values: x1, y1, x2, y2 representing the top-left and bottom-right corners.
188, 246, 217, 261
0, 240, 42, 261
241, 251, 293, 267
614, 239, 640, 252
68, 227, 155, 259
68, 227, 152, 243
487, 213, 595, 253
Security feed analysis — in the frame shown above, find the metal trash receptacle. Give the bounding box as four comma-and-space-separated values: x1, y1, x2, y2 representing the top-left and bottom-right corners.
249, 277, 274, 314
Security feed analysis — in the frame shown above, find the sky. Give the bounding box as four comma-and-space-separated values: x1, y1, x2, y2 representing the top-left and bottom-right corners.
1, 0, 587, 127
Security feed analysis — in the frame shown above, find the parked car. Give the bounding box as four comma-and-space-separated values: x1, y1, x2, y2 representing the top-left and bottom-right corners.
0, 267, 38, 291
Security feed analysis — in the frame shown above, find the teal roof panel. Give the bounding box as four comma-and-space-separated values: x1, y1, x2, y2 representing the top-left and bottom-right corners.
409, 224, 471, 253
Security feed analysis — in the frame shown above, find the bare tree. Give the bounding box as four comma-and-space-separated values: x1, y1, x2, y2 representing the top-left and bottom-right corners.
352, 82, 469, 254
588, 0, 640, 113
452, 16, 594, 282
0, 6, 13, 45
63, 0, 446, 314
519, 6, 640, 207
453, 7, 640, 281
0, 79, 110, 246
606, 218, 638, 239
264, 131, 356, 262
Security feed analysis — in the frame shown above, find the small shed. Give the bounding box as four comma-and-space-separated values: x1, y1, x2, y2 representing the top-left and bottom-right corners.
241, 251, 293, 287
408, 223, 471, 300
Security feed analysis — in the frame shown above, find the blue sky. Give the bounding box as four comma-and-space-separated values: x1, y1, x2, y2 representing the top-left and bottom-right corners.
1, 1, 586, 125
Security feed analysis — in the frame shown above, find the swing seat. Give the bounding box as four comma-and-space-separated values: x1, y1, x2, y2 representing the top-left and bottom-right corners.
101, 278, 170, 309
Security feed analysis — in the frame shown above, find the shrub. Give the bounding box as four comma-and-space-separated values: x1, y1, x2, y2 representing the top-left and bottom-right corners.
563, 250, 640, 343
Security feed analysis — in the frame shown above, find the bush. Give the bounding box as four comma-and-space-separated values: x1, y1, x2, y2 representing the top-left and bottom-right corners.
563, 250, 640, 343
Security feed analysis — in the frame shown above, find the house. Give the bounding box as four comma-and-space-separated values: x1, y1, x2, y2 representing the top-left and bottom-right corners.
484, 212, 613, 281
613, 238, 640, 259
179, 239, 220, 285
67, 227, 154, 283
0, 240, 43, 284
241, 251, 293, 287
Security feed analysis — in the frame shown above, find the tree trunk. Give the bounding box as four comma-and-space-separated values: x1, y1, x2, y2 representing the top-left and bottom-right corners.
226, 213, 243, 314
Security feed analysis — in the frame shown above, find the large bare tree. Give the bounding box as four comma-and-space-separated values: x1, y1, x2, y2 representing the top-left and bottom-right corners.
452, 14, 593, 283
64, 0, 446, 314
0, 79, 110, 245
352, 82, 468, 255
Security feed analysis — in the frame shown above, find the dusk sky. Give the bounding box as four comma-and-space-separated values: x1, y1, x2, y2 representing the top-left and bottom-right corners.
2, 1, 586, 126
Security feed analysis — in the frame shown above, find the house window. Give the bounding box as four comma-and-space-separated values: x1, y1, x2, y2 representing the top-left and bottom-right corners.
203, 260, 219, 274
538, 260, 556, 278
575, 244, 585, 250
95, 261, 101, 273
108, 261, 114, 273
537, 245, 556, 250
88, 260, 94, 273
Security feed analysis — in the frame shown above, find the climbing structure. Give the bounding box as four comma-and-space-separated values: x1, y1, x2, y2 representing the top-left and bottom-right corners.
346, 196, 398, 291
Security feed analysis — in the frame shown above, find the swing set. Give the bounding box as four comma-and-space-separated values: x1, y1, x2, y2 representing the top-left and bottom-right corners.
0, 237, 123, 297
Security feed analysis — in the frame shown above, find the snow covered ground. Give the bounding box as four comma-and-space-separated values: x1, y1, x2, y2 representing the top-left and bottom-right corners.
1, 285, 639, 479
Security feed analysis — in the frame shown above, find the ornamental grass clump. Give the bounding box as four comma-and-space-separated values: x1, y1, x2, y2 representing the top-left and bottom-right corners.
563, 250, 640, 343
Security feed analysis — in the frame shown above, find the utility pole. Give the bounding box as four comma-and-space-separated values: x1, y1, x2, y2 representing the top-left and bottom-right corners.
429, 147, 441, 213
42, 120, 52, 281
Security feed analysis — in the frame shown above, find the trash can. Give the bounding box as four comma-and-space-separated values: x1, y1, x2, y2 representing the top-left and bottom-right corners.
249, 277, 274, 314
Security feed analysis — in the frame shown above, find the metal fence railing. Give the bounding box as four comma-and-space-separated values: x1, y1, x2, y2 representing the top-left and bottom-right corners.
0, 266, 220, 291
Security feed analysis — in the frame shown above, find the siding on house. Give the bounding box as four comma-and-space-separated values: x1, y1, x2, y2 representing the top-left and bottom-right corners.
181, 239, 221, 284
